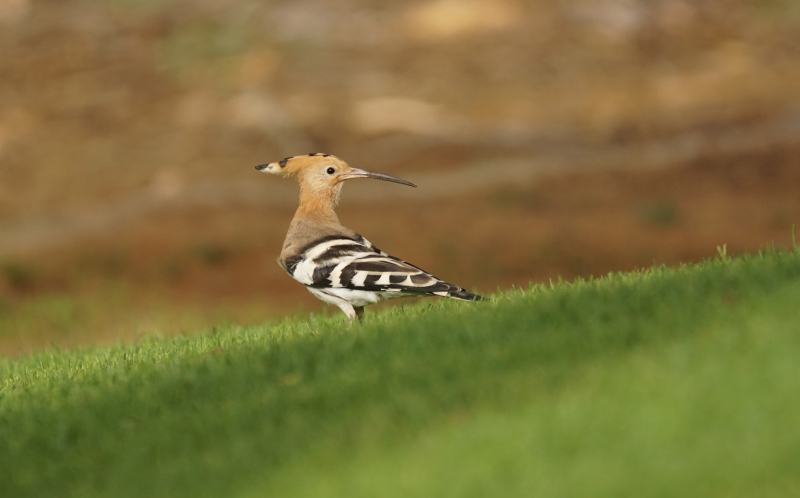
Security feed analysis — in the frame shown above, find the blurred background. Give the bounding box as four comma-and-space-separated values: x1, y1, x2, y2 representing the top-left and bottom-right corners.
1, 0, 799, 354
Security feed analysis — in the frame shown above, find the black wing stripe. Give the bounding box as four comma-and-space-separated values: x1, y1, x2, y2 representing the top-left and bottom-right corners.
363, 274, 382, 286
389, 274, 408, 284
312, 244, 375, 265
311, 265, 334, 287
348, 260, 417, 274
410, 273, 434, 285
337, 264, 358, 287
297, 235, 361, 258
284, 254, 303, 275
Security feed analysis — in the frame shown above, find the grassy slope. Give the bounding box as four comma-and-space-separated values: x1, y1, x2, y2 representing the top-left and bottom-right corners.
1, 252, 800, 497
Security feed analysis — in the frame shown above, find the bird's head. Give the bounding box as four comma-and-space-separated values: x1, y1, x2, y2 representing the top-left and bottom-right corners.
255, 153, 416, 205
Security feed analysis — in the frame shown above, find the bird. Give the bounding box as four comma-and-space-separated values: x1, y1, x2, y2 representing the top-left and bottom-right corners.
255, 153, 483, 323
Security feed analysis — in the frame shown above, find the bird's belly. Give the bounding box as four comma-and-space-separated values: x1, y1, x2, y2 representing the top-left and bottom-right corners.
306, 287, 409, 307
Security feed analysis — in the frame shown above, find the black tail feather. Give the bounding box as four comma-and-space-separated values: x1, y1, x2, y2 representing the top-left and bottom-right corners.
447, 289, 484, 302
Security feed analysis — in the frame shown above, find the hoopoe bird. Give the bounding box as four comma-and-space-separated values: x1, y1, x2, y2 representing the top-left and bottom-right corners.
255, 153, 483, 323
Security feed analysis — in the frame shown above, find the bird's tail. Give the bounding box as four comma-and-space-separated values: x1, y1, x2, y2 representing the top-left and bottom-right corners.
444, 289, 484, 302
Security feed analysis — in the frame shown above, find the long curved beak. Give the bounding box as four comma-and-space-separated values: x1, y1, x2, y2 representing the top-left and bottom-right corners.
338, 168, 417, 188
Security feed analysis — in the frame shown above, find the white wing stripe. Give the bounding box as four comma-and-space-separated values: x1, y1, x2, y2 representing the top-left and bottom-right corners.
351, 271, 368, 287
306, 238, 362, 260
293, 258, 317, 285
328, 260, 351, 288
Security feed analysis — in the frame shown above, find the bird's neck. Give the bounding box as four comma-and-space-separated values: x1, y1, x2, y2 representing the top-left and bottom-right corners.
281, 185, 352, 263
294, 184, 341, 226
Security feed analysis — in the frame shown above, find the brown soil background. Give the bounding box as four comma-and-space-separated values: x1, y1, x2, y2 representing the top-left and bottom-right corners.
1, 0, 799, 355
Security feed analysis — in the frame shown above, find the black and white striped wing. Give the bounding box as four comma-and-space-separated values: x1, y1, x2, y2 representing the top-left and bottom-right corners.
283, 235, 480, 300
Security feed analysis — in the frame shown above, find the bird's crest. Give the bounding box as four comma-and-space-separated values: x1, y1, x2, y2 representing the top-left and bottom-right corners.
256, 153, 344, 177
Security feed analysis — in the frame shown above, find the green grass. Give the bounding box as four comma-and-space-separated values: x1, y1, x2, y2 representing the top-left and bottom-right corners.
2, 251, 800, 497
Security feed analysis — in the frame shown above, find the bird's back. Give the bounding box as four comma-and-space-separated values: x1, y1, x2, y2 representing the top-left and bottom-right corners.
280, 217, 359, 266
280, 226, 482, 301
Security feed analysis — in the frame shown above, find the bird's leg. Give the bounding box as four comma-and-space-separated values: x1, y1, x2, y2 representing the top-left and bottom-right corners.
354, 306, 364, 323
336, 302, 358, 326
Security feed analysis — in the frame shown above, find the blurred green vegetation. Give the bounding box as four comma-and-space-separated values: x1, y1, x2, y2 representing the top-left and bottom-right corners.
1, 261, 36, 291
637, 200, 679, 227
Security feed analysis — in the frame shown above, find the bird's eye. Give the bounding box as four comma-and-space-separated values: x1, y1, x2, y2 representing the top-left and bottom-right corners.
326, 167, 335, 175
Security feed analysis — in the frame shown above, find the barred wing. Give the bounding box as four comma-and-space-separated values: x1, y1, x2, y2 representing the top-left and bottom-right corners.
283, 235, 481, 300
